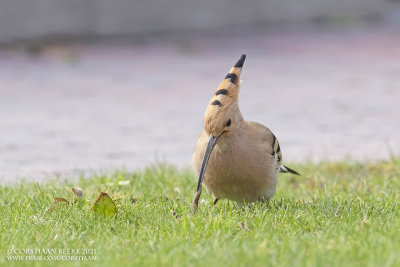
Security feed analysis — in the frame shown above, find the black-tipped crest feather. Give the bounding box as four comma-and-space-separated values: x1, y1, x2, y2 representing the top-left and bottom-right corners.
234, 54, 246, 68
225, 73, 237, 83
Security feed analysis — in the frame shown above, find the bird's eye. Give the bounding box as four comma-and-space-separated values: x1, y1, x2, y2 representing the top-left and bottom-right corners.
226, 119, 231, 127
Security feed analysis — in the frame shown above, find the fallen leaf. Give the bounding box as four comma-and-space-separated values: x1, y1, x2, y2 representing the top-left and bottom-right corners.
47, 198, 69, 212
170, 209, 179, 219
239, 222, 250, 232
173, 187, 181, 194
72, 188, 83, 203
93, 192, 117, 217
130, 196, 138, 204
54, 198, 69, 204
118, 180, 130, 186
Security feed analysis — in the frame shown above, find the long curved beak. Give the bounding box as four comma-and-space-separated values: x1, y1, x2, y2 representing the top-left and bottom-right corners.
196, 133, 219, 192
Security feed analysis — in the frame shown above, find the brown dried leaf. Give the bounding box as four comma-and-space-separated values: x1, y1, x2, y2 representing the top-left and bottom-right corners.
130, 196, 138, 204
47, 197, 69, 212
54, 198, 69, 204
239, 222, 250, 232
72, 188, 83, 203
170, 210, 179, 219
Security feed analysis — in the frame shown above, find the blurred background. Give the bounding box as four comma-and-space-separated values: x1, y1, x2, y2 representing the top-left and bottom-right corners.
0, 0, 400, 181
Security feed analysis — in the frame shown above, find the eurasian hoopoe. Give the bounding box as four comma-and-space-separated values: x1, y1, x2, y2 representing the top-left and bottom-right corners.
192, 54, 299, 208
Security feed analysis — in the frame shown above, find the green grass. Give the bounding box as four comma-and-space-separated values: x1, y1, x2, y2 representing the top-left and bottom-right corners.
1, 158, 400, 267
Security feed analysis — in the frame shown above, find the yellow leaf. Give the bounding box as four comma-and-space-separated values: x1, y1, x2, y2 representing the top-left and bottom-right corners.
93, 192, 117, 217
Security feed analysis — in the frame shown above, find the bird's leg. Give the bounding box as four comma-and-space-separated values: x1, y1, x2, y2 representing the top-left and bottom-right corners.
213, 197, 220, 206
192, 187, 202, 211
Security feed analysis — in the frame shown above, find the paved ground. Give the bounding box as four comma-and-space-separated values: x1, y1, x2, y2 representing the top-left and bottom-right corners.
1, 27, 400, 182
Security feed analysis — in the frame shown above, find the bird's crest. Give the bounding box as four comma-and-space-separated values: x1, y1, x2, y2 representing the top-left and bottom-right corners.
203, 54, 246, 136
207, 54, 245, 109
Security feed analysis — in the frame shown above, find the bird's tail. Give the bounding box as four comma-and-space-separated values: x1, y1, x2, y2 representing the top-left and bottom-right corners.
280, 165, 300, 176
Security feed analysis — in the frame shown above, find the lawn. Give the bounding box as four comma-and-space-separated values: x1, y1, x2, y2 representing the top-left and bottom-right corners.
1, 158, 400, 267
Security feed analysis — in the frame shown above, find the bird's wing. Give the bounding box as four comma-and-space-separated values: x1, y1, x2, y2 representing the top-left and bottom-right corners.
247, 121, 282, 164
247, 121, 300, 176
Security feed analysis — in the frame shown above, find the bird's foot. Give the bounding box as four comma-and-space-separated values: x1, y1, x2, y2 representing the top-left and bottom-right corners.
213, 198, 219, 206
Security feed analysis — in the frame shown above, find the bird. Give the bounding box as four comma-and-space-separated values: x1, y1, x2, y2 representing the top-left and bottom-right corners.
192, 54, 299, 208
